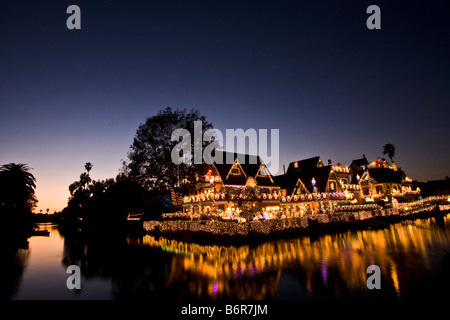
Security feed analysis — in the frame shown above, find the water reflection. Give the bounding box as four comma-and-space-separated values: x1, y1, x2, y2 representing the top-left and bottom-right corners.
1, 223, 32, 300
2, 244, 29, 299
7, 215, 450, 300
136, 215, 450, 299
61, 228, 173, 299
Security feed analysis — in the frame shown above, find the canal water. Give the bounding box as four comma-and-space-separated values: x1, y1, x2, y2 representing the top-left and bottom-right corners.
7, 214, 450, 300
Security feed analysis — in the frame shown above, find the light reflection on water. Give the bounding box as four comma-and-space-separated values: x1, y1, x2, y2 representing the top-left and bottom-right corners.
135, 215, 450, 299
8, 215, 450, 300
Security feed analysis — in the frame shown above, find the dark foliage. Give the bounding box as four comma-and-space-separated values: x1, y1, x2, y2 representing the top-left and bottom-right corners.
62, 164, 167, 231
123, 107, 213, 210
0, 163, 37, 214
0, 163, 37, 236
382, 143, 396, 163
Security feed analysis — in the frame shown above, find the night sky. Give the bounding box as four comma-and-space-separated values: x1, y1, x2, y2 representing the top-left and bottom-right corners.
1, 0, 449, 212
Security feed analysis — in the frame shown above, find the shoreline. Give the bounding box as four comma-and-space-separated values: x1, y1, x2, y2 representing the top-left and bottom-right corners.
142, 205, 450, 246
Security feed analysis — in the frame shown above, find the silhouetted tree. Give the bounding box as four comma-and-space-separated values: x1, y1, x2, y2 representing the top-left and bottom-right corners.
63, 163, 163, 228
85, 162, 93, 176
0, 163, 37, 214
383, 143, 396, 163
66, 163, 96, 223
123, 107, 213, 210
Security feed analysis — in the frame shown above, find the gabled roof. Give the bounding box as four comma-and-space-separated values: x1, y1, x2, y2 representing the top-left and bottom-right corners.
273, 174, 298, 195
255, 174, 276, 187
286, 156, 323, 175
212, 151, 275, 187
277, 159, 333, 194
350, 156, 369, 184
299, 165, 332, 193
366, 167, 405, 184
350, 157, 369, 169
273, 174, 309, 196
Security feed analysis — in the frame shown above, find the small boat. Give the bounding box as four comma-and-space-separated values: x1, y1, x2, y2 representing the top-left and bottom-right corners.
127, 212, 144, 221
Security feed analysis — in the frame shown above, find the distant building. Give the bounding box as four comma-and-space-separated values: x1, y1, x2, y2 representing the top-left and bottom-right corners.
418, 177, 450, 197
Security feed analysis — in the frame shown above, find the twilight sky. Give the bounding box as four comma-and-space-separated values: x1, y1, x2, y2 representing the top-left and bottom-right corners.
1, 0, 449, 212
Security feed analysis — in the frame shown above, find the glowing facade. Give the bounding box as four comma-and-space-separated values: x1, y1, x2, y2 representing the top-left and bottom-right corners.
181, 153, 421, 217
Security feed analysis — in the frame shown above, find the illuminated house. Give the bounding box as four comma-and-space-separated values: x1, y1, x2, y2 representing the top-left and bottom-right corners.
275, 156, 357, 197
359, 167, 405, 197
182, 151, 280, 215
181, 152, 420, 216
269, 157, 360, 214
354, 157, 420, 201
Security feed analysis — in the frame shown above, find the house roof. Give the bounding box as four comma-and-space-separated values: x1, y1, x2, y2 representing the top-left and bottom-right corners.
350, 156, 369, 184
276, 162, 332, 194
351, 157, 369, 169
255, 175, 276, 187
299, 165, 332, 193
273, 174, 299, 195
367, 167, 405, 184
212, 151, 275, 187
286, 156, 323, 175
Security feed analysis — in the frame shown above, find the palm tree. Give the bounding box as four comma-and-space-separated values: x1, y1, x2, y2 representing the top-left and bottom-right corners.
84, 162, 93, 177
0, 163, 37, 213
382, 143, 396, 163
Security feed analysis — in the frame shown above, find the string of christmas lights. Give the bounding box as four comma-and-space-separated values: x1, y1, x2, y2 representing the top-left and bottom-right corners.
144, 196, 449, 237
